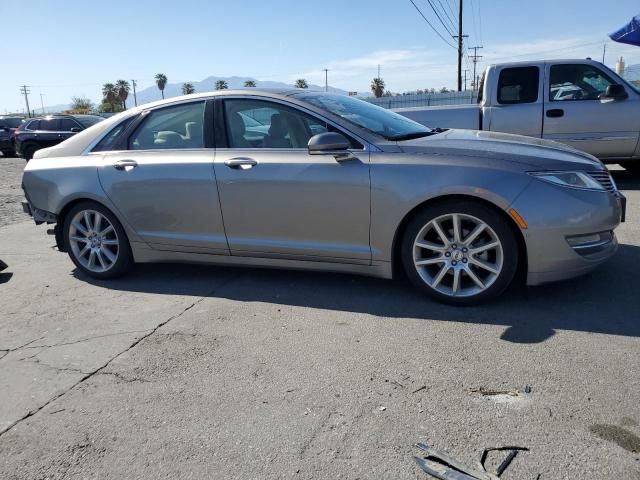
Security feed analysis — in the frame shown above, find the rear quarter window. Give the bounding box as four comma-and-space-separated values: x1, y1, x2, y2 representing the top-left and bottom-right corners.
497, 67, 540, 104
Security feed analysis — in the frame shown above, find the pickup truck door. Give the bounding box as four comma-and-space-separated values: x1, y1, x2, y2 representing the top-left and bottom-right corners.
542, 62, 640, 159
484, 65, 544, 138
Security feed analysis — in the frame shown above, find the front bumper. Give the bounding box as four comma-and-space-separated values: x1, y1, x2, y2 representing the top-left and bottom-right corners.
510, 179, 623, 286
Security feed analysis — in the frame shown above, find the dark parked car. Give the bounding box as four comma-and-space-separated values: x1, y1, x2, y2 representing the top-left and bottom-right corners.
0, 116, 25, 157
15, 114, 104, 160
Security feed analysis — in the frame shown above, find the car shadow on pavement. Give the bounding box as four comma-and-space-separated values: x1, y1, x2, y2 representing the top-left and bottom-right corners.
73, 244, 640, 345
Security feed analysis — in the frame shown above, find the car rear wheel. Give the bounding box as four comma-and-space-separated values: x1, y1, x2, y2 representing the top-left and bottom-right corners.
1, 149, 15, 158
22, 144, 38, 161
401, 200, 519, 305
63, 202, 133, 279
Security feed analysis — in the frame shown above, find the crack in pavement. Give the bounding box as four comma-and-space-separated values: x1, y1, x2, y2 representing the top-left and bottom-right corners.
0, 273, 241, 438
96, 371, 150, 384
16, 329, 155, 351
0, 336, 46, 353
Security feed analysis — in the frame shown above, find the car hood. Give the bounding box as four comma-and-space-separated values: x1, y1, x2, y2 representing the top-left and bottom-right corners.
396, 129, 604, 171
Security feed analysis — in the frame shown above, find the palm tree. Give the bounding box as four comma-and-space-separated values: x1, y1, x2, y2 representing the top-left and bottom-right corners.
215, 80, 228, 90
244, 80, 256, 87
371, 77, 385, 98
155, 73, 168, 99
182, 82, 195, 95
102, 83, 118, 112
294, 79, 309, 89
115, 80, 130, 110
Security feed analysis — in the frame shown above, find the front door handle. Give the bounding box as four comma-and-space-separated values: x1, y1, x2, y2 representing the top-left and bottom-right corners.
113, 159, 138, 170
546, 109, 564, 118
224, 157, 258, 169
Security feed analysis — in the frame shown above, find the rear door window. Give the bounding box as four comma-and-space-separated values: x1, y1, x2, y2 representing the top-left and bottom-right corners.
129, 102, 205, 150
39, 119, 60, 131
497, 67, 540, 104
59, 118, 82, 131
92, 117, 135, 152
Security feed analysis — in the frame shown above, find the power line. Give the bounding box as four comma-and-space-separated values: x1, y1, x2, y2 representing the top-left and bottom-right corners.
423, 0, 455, 37
408, 0, 457, 49
485, 39, 605, 62
434, 0, 456, 32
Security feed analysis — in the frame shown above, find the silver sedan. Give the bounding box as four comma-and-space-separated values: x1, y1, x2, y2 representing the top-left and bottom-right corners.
22, 90, 625, 304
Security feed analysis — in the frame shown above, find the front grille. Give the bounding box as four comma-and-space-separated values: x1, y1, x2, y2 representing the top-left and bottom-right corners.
588, 170, 617, 193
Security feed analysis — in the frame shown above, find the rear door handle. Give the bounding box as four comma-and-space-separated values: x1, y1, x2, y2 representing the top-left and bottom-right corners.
113, 159, 138, 170
546, 109, 564, 118
224, 157, 258, 169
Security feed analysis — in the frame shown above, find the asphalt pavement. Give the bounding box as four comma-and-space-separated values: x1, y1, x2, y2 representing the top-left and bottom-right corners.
0, 157, 639, 479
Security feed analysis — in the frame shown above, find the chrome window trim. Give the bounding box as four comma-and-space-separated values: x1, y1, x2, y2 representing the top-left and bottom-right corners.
82, 94, 379, 155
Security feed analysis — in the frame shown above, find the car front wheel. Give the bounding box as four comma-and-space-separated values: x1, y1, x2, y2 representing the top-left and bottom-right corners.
401, 200, 519, 305
63, 202, 133, 279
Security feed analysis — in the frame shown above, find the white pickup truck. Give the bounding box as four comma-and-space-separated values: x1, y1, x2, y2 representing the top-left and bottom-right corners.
395, 59, 640, 171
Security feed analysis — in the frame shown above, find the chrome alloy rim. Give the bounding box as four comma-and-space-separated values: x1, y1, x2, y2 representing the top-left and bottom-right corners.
68, 210, 119, 273
412, 213, 503, 297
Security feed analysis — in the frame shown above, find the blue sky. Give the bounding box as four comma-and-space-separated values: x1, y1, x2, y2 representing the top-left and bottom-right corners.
2, 0, 640, 112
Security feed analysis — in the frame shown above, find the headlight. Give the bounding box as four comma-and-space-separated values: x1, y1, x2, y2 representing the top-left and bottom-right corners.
528, 171, 605, 191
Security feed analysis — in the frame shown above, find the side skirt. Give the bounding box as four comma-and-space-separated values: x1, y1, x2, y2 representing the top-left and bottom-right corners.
130, 242, 392, 280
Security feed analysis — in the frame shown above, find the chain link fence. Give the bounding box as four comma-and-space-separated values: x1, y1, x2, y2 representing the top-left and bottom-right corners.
364, 91, 478, 109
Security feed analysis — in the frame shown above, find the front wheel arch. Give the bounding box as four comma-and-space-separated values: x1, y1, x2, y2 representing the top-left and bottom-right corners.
391, 194, 528, 282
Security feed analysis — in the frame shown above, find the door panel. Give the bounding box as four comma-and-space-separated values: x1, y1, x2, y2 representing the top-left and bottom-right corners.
485, 65, 544, 137
214, 149, 371, 263
542, 63, 640, 158
99, 150, 228, 253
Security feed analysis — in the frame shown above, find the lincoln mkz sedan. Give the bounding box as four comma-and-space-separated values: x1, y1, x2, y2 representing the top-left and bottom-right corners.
22, 90, 625, 304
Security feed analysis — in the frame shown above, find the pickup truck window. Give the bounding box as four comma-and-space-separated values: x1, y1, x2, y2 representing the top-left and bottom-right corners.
497, 67, 539, 105
550, 64, 616, 101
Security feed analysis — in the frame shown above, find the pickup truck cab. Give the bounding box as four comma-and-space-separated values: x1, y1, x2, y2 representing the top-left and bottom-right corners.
396, 59, 640, 170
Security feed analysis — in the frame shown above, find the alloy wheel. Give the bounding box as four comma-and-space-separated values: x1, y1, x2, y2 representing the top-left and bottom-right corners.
412, 213, 504, 298
68, 209, 120, 273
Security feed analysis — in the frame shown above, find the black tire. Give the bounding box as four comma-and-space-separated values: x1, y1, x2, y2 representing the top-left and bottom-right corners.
400, 199, 519, 305
1, 150, 16, 158
63, 201, 133, 279
22, 144, 38, 161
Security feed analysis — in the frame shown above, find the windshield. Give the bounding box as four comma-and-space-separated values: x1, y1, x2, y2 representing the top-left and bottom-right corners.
600, 63, 640, 95
75, 115, 104, 128
294, 93, 432, 140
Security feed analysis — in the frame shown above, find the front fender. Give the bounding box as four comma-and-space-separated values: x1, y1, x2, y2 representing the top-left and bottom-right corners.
369, 153, 532, 262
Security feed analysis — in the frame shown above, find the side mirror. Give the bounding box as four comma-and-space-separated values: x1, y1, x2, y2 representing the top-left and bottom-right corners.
70, 127, 81, 133
308, 132, 350, 155
602, 84, 628, 100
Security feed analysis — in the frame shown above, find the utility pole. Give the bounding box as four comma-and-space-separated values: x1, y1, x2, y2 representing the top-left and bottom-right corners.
602, 43, 607, 64
20, 85, 31, 118
39, 92, 46, 114
323, 69, 329, 92
469, 46, 483, 91
378, 64, 381, 79
452, 1, 468, 92
131, 79, 138, 106
463, 69, 470, 91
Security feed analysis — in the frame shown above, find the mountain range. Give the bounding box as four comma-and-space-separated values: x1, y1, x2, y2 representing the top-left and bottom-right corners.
43, 76, 349, 113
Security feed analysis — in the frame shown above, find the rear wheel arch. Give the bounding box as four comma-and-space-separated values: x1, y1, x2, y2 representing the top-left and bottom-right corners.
56, 198, 130, 252
391, 194, 528, 281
